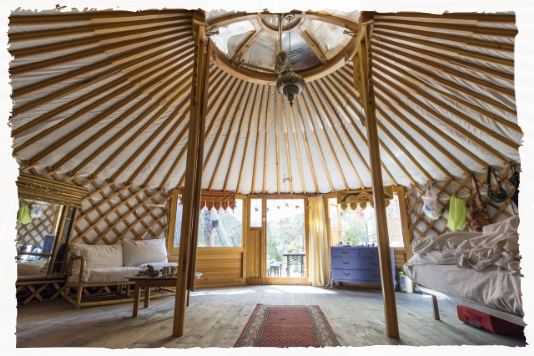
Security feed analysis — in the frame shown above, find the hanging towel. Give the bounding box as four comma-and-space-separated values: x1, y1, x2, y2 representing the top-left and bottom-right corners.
447, 195, 466, 231
18, 205, 33, 225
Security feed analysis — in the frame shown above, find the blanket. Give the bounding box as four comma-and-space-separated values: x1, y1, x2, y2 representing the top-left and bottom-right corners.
408, 216, 521, 274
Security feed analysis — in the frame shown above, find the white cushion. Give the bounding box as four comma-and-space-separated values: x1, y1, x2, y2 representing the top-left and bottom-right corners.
482, 216, 519, 235
68, 266, 141, 284
121, 239, 168, 267
69, 244, 124, 276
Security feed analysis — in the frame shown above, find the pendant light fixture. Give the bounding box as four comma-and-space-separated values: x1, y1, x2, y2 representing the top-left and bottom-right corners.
275, 14, 305, 107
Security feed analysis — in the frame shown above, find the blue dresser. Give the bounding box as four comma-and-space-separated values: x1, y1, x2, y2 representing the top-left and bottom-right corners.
330, 246, 397, 289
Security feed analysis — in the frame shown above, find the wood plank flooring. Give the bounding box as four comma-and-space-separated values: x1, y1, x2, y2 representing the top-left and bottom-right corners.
16, 285, 526, 348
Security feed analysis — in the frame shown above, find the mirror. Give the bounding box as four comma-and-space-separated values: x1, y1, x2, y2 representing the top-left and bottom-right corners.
15, 173, 87, 280
16, 197, 63, 280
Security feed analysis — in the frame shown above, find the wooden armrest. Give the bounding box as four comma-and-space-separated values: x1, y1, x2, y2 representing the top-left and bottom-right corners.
2, 251, 52, 278
68, 255, 86, 284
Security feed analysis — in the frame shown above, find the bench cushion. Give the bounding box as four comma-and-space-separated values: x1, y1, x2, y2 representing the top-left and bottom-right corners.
122, 238, 168, 267
68, 266, 141, 284
69, 244, 124, 277
7, 260, 48, 277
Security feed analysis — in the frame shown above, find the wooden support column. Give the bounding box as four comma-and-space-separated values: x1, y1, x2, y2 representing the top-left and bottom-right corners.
355, 20, 399, 338
173, 10, 208, 338
395, 186, 414, 261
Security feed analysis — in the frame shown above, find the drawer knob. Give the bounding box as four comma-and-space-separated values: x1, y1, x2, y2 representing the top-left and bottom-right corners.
342, 261, 349, 265
343, 272, 350, 276
371, 262, 378, 266
372, 274, 380, 278
342, 251, 348, 254
370, 252, 378, 255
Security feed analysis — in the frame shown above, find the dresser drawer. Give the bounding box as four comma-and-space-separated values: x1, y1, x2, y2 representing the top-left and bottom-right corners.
332, 269, 382, 282
332, 257, 380, 270
331, 248, 358, 258
358, 249, 380, 259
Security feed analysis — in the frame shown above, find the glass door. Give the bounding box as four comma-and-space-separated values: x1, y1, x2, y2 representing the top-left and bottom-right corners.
265, 198, 306, 278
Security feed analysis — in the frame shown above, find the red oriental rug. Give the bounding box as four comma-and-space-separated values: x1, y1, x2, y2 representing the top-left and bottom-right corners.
234, 304, 340, 348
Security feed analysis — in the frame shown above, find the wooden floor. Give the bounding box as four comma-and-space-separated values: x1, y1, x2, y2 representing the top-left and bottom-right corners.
16, 285, 526, 348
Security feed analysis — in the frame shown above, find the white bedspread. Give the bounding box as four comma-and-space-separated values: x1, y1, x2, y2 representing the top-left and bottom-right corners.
403, 263, 523, 316
408, 229, 534, 274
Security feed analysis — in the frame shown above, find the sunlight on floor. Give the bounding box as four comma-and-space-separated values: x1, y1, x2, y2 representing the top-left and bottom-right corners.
190, 285, 336, 297
268, 285, 336, 294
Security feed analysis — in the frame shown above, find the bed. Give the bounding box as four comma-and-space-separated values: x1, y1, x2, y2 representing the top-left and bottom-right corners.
404, 263, 524, 325
402, 216, 524, 326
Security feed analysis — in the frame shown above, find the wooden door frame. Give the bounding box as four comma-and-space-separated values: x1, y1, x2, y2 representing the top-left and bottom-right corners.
261, 195, 311, 285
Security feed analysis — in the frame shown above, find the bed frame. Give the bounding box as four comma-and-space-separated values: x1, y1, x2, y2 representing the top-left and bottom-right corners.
416, 284, 526, 327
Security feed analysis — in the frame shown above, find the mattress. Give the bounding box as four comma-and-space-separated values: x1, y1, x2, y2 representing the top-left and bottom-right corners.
17, 260, 47, 277
403, 263, 523, 316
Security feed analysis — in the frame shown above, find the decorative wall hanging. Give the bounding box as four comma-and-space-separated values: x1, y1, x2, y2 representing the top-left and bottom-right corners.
180, 190, 236, 211
337, 186, 394, 211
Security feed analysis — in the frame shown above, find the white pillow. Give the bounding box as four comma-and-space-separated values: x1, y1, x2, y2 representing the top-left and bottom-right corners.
121, 239, 168, 267
69, 244, 124, 275
482, 215, 519, 235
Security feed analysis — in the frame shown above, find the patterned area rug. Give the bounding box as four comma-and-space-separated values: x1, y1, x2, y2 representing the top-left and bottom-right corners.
234, 304, 340, 347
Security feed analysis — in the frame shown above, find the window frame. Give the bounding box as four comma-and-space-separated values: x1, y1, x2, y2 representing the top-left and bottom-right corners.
166, 189, 247, 255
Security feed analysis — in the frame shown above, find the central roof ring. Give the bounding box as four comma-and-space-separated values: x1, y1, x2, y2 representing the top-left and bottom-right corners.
257, 0, 306, 35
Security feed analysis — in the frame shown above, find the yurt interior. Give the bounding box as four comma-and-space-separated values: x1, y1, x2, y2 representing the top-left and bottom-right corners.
4, 3, 530, 349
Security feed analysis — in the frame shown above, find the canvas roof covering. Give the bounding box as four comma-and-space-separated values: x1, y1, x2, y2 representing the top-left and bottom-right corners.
8, 9, 521, 195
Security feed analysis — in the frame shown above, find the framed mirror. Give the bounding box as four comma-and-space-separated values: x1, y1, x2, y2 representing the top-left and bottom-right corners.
15, 173, 87, 281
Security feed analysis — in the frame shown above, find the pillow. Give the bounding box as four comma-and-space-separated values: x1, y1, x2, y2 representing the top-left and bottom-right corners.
69, 244, 124, 275
482, 215, 519, 235
121, 239, 168, 267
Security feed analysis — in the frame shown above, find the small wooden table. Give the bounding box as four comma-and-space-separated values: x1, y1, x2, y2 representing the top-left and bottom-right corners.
128, 272, 202, 317
282, 252, 306, 277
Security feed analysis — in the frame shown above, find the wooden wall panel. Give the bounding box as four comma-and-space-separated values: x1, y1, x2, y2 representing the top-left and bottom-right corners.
246, 229, 262, 279
194, 248, 245, 287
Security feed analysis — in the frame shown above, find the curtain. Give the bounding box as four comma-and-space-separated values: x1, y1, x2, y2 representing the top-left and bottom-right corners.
308, 196, 331, 287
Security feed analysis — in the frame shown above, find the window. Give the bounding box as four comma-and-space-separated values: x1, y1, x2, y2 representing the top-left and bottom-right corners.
329, 193, 404, 247
173, 198, 244, 247
250, 198, 262, 227
197, 199, 243, 247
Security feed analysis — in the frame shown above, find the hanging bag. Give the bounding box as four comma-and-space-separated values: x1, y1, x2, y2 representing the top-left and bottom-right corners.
508, 164, 520, 214
469, 173, 489, 232
30, 203, 42, 219
447, 195, 467, 231
487, 167, 507, 203
422, 182, 441, 220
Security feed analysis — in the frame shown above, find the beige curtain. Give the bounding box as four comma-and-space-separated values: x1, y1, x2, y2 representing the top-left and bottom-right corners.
308, 196, 331, 287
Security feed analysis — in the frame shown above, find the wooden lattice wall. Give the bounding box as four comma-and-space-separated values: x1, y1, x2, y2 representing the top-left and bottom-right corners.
18, 165, 170, 246
71, 179, 170, 245
406, 166, 518, 239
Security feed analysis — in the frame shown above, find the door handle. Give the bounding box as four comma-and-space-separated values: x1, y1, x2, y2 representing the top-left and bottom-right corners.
372, 274, 380, 278
371, 262, 378, 266
342, 261, 349, 265
370, 252, 378, 255
343, 272, 350, 276
342, 251, 348, 254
